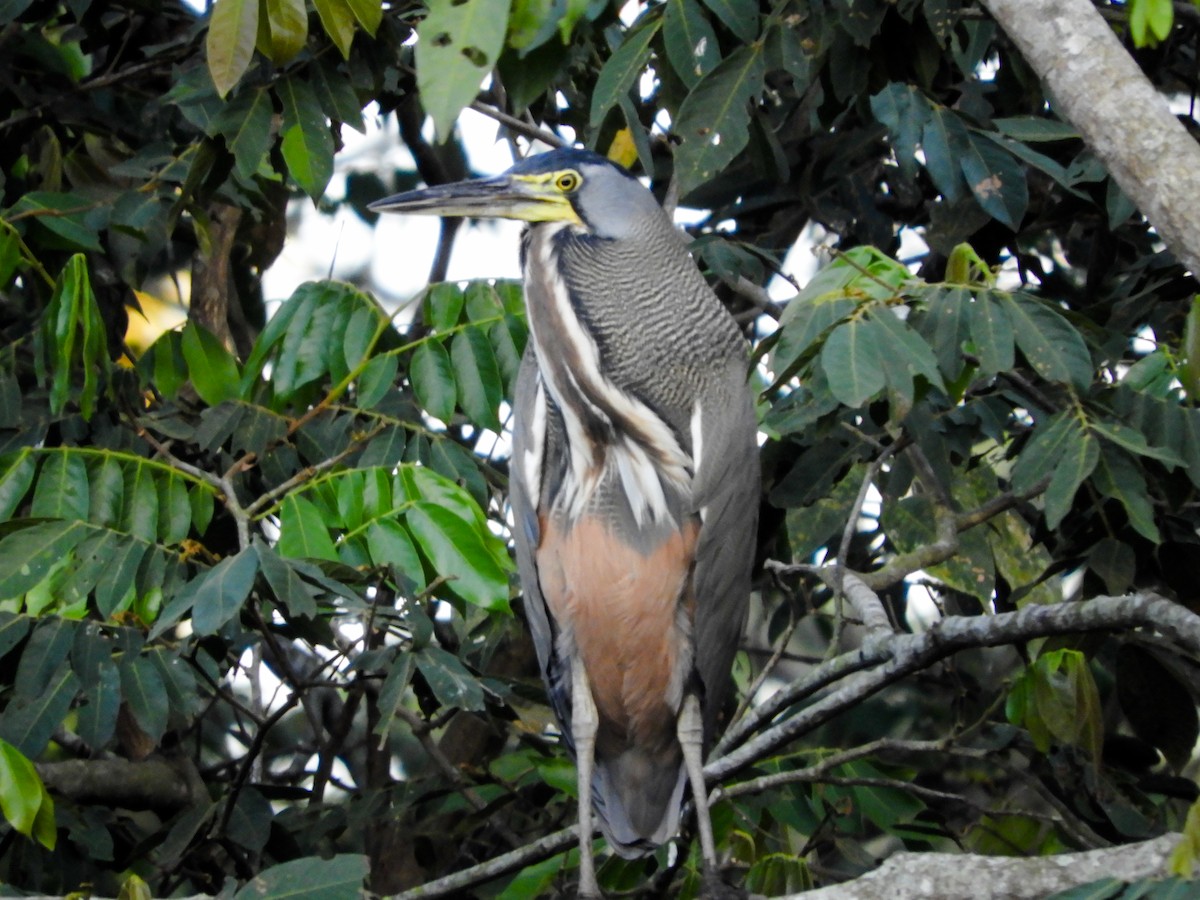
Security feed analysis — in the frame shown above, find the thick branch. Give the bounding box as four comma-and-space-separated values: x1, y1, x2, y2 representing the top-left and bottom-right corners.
981, 0, 1200, 275
786, 832, 1182, 900
38, 756, 202, 812
708, 592, 1200, 781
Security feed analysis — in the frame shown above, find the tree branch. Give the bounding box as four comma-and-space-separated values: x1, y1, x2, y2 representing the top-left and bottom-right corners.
784, 832, 1183, 900
981, 0, 1200, 276
708, 592, 1200, 782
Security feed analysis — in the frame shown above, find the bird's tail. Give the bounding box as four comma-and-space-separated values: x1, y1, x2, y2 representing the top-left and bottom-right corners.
592, 745, 687, 858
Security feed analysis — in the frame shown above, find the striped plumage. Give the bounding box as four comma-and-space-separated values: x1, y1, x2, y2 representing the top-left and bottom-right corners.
371, 149, 759, 896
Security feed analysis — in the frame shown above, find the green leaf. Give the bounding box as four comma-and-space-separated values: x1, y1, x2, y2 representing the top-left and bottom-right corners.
463, 280, 504, 322
1011, 411, 1073, 496
1091, 447, 1160, 543
121, 655, 169, 744
0, 664, 79, 756
1089, 419, 1184, 466
191, 484, 215, 535
158, 475, 192, 545
698, 0, 757, 41
371, 653, 415, 742
30, 452, 89, 521
0, 520, 88, 599
357, 353, 397, 408
122, 462, 160, 543
206, 0, 259, 97
345, 0, 382, 34
415, 645, 485, 711
960, 133, 1027, 229
235, 854, 369, 900
88, 456, 124, 527
451, 328, 503, 431
313, 0, 357, 57
359, 427, 407, 468
406, 502, 509, 611
181, 321, 242, 405
589, 18, 661, 127
785, 467, 862, 559
1028, 650, 1104, 767
278, 494, 340, 562
1044, 423, 1098, 530
94, 538, 146, 617
673, 43, 766, 197
278, 75, 334, 201
992, 116, 1078, 142
1182, 296, 1200, 402
15, 619, 74, 699
966, 290, 1015, 376
0, 615, 29, 665
744, 853, 812, 895
366, 519, 424, 584
336, 471, 365, 530
663, 0, 719, 88
260, 0, 308, 64
1087, 537, 1135, 596
772, 296, 857, 379
866, 306, 944, 391
310, 56, 366, 131
143, 330, 188, 400
276, 294, 336, 398
490, 315, 526, 393
410, 340, 457, 423
921, 105, 971, 203
76, 660, 120, 750
415, 0, 514, 141
191, 547, 259, 635
820, 318, 887, 407
1129, 0, 1174, 47
0, 451, 35, 520
1001, 293, 1092, 390
41, 254, 109, 418
255, 540, 319, 619
0, 739, 55, 848
343, 304, 380, 371
210, 87, 275, 180
425, 282, 465, 332
870, 84, 931, 182
837, 760, 925, 830
10, 193, 101, 252
226, 787, 273, 855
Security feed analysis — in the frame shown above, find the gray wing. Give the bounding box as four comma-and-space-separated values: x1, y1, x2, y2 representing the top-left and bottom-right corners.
690, 359, 760, 743
509, 348, 575, 747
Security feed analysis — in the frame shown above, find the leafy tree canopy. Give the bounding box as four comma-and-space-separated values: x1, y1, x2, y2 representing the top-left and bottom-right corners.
1, 0, 1200, 897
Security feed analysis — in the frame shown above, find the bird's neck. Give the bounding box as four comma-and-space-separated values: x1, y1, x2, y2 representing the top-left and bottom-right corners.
522, 224, 693, 527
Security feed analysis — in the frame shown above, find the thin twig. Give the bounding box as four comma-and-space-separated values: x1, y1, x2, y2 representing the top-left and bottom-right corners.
387, 826, 577, 899
468, 100, 568, 149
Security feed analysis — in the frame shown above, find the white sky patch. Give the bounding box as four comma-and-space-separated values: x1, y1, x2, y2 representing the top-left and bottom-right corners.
266, 106, 528, 307
619, 0, 646, 26
1132, 325, 1157, 355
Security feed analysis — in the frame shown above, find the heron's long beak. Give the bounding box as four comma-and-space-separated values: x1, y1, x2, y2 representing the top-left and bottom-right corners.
368, 174, 581, 225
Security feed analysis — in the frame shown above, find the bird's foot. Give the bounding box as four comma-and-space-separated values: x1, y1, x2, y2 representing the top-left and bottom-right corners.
698, 867, 748, 900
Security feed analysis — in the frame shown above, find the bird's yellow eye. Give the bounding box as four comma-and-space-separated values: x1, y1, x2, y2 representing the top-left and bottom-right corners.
555, 170, 581, 193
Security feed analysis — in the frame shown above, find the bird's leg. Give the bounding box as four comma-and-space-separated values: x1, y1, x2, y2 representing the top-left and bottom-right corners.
572, 660, 602, 898
678, 691, 718, 875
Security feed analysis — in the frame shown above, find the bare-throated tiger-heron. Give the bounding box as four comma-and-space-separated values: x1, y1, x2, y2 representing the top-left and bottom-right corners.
371, 148, 759, 897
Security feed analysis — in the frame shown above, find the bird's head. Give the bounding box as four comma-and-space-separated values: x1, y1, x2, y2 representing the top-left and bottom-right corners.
369, 148, 662, 239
